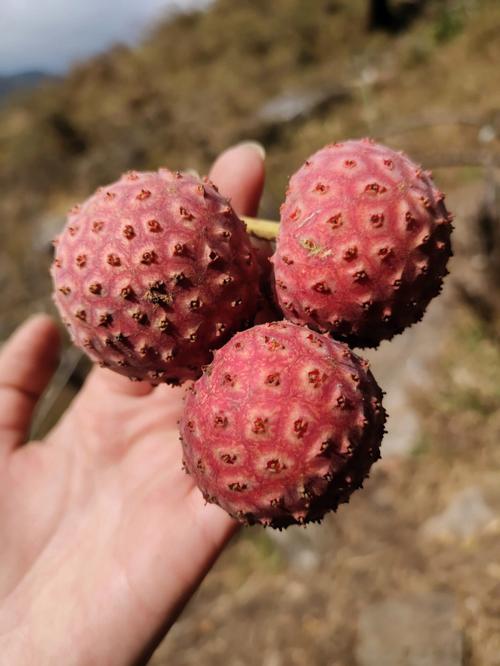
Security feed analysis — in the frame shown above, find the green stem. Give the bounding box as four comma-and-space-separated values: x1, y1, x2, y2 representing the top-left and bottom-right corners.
242, 216, 279, 241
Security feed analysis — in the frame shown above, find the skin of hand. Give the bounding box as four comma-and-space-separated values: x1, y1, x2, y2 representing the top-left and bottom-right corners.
0, 143, 265, 666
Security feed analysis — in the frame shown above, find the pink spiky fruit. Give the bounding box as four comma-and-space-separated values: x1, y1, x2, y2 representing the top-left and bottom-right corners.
272, 139, 453, 347
180, 321, 386, 528
51, 169, 259, 384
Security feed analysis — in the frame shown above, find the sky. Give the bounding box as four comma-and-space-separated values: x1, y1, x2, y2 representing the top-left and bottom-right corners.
0, 0, 211, 75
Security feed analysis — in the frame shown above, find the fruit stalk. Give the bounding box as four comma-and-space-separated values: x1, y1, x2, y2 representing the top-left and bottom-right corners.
242, 216, 279, 240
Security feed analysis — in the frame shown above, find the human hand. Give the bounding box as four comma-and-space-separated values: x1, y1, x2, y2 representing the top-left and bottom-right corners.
0, 143, 265, 666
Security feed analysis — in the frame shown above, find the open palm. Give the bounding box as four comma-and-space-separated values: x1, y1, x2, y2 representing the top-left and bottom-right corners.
0, 144, 265, 666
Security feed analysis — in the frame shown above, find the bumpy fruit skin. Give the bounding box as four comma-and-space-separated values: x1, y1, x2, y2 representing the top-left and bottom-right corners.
272, 139, 453, 347
51, 169, 259, 384
249, 235, 282, 325
180, 321, 385, 528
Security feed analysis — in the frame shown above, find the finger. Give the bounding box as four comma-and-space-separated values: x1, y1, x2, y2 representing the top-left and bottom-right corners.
82, 365, 155, 399
0, 314, 60, 451
209, 141, 266, 216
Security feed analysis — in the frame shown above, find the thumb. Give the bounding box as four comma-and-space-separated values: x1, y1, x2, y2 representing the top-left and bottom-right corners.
209, 142, 266, 216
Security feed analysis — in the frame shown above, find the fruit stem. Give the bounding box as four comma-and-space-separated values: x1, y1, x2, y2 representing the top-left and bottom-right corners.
242, 216, 279, 240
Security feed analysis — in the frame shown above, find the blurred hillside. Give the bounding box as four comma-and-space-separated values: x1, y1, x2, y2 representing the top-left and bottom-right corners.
0, 71, 52, 102
1, 0, 499, 336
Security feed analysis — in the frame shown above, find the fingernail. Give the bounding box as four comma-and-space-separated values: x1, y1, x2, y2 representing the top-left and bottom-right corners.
236, 141, 266, 160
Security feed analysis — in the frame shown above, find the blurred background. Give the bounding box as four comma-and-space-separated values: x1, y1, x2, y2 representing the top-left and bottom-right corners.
1, 0, 500, 663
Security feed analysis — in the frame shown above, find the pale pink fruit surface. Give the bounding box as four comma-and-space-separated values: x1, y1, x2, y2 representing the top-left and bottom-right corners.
51, 169, 259, 384
180, 321, 386, 528
272, 139, 453, 347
